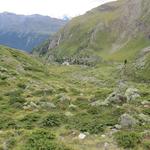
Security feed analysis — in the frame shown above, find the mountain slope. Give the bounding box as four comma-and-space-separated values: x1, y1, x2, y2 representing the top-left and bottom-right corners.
0, 45, 150, 150
35, 0, 150, 64
0, 12, 67, 52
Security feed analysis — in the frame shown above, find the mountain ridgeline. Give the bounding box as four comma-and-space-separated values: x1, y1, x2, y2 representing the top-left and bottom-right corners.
34, 0, 150, 65
0, 12, 67, 52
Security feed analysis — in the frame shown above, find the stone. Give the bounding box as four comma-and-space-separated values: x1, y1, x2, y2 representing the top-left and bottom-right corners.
138, 113, 150, 122
58, 93, 70, 102
117, 80, 128, 93
30, 102, 39, 108
23, 101, 39, 110
40, 102, 56, 109
78, 133, 86, 140
23, 105, 32, 110
0, 130, 3, 134
91, 99, 109, 106
69, 104, 77, 108
119, 113, 138, 128
105, 91, 127, 104
141, 100, 150, 105
62, 61, 70, 66
125, 88, 140, 101
114, 124, 122, 129
104, 142, 109, 150
101, 134, 106, 138
65, 111, 73, 117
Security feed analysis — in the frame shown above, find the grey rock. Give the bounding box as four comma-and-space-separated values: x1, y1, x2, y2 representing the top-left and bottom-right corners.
40, 102, 56, 109
91, 100, 109, 106
119, 113, 138, 128
105, 91, 127, 104
69, 104, 77, 108
78, 133, 86, 140
114, 124, 122, 129
62, 61, 70, 66
58, 93, 71, 102
104, 142, 109, 150
65, 111, 74, 117
125, 88, 140, 101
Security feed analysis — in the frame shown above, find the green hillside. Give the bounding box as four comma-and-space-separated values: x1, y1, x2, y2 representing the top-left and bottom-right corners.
34, 0, 150, 64
0, 45, 150, 150
0, 0, 150, 149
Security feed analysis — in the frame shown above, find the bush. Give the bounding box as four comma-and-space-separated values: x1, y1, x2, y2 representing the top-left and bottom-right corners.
115, 131, 141, 149
5, 138, 16, 149
142, 141, 150, 150
32, 89, 54, 96
68, 112, 104, 134
42, 114, 65, 127
17, 83, 26, 89
23, 129, 55, 150
19, 114, 41, 129
9, 96, 26, 105
74, 97, 89, 109
23, 129, 71, 150
143, 108, 150, 115
0, 115, 17, 129
80, 121, 104, 134
5, 89, 26, 106
5, 89, 23, 97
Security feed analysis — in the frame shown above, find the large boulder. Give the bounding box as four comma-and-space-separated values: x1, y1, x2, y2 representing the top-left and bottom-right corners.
119, 113, 138, 128
125, 88, 140, 101
105, 91, 127, 104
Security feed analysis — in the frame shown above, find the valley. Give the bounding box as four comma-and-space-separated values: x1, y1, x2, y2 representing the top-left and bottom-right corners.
0, 0, 150, 149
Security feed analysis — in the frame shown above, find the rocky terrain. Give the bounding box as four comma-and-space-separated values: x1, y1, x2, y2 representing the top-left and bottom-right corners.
0, 43, 149, 149
0, 0, 150, 150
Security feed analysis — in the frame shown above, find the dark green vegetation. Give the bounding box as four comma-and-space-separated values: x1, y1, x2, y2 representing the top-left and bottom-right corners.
115, 131, 142, 149
0, 45, 149, 149
35, 0, 150, 65
0, 0, 150, 149
0, 12, 67, 52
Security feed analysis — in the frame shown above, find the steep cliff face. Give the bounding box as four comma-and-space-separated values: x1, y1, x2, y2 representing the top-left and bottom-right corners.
0, 12, 67, 52
36, 0, 150, 64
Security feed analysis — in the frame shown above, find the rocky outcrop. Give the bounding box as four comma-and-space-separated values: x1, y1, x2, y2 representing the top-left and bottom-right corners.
125, 88, 140, 101
119, 113, 138, 128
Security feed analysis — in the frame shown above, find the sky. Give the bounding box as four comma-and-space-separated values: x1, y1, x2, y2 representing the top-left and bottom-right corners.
0, 0, 116, 18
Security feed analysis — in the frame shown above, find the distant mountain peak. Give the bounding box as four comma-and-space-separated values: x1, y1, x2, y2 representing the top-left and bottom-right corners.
0, 12, 68, 52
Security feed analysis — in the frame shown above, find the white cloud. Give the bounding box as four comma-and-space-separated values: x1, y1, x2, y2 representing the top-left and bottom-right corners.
0, 0, 116, 18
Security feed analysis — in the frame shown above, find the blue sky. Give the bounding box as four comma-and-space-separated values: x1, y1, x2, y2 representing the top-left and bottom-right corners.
0, 0, 116, 18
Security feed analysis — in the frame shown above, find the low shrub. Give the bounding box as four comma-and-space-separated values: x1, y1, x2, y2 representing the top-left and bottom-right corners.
142, 141, 150, 150
9, 96, 26, 105
68, 112, 104, 134
5, 89, 23, 97
17, 83, 26, 89
23, 129, 72, 150
80, 121, 104, 134
5, 138, 16, 149
19, 114, 41, 129
115, 131, 142, 149
0, 115, 17, 129
5, 89, 26, 106
42, 113, 66, 127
